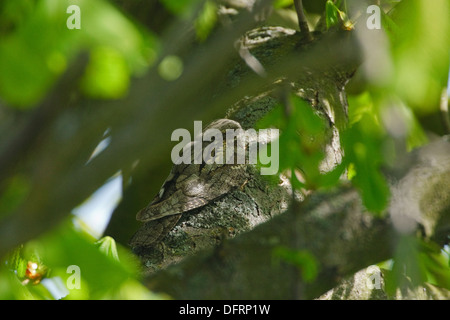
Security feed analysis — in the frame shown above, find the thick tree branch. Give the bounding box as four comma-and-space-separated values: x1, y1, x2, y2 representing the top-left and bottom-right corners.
128, 26, 360, 267
0, 53, 89, 187
108, 26, 360, 244
144, 137, 450, 299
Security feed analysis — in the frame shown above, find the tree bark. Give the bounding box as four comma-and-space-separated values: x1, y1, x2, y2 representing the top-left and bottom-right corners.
143, 137, 450, 299
129, 26, 360, 271
124, 25, 449, 299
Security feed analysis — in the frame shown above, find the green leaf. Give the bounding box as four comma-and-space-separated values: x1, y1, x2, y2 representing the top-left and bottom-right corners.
387, 0, 450, 111
256, 94, 331, 189
0, 0, 156, 108
8, 221, 145, 299
95, 236, 119, 262
80, 46, 130, 99
325, 0, 353, 30
273, 246, 319, 282
342, 114, 390, 215
290, 94, 325, 136
316, 162, 346, 188
160, 0, 200, 16
347, 91, 374, 125
273, 0, 293, 9
420, 242, 450, 290
195, 0, 217, 42
325, 0, 339, 29
0, 175, 30, 219
385, 236, 450, 295
6, 247, 28, 279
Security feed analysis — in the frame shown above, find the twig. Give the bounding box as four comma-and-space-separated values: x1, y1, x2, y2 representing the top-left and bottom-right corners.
294, 0, 313, 41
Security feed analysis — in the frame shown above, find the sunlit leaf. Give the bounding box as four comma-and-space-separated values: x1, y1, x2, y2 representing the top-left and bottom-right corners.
273, 0, 293, 9
388, 0, 450, 112
257, 94, 330, 189
0, 175, 30, 219
0, 0, 155, 108
195, 0, 217, 42
160, 0, 200, 16
80, 46, 130, 99
96, 236, 119, 261
0, 221, 149, 299
341, 114, 390, 215
325, 0, 340, 29
385, 236, 450, 295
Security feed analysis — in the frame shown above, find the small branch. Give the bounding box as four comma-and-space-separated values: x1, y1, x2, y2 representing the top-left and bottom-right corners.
294, 0, 313, 41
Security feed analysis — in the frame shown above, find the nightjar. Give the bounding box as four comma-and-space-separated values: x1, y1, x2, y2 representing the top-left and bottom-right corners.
130, 119, 249, 249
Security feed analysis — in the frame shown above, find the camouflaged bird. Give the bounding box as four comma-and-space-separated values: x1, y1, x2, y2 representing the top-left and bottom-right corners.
130, 119, 249, 249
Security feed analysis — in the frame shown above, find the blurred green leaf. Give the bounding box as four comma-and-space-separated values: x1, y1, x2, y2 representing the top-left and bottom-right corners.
273, 0, 294, 9
347, 91, 374, 125
273, 246, 319, 282
350, 92, 427, 151
36, 224, 135, 298
385, 236, 450, 295
325, 0, 349, 29
388, 0, 450, 113
0, 269, 33, 299
96, 236, 119, 261
6, 247, 27, 279
385, 236, 426, 295
325, 0, 353, 30
325, 0, 339, 29
422, 247, 450, 290
0, 0, 156, 108
80, 46, 129, 99
0, 220, 156, 299
256, 102, 285, 130
160, 0, 200, 16
342, 113, 390, 215
257, 94, 348, 190
0, 0, 36, 36
0, 175, 30, 219
380, 8, 401, 40
195, 0, 217, 42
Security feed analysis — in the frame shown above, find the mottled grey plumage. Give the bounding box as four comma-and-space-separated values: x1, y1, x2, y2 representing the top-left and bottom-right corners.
135, 119, 249, 224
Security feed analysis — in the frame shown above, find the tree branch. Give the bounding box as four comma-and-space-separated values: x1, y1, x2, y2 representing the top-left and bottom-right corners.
144, 137, 450, 299
0, 53, 89, 187
0, 0, 277, 258
294, 0, 313, 41
128, 26, 361, 267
